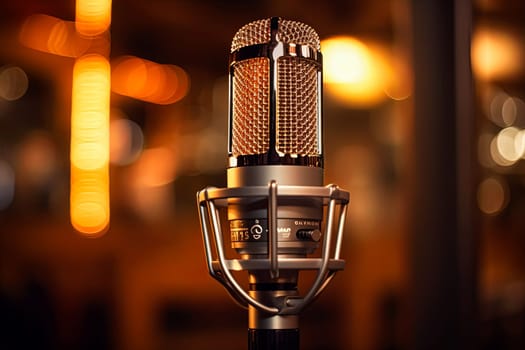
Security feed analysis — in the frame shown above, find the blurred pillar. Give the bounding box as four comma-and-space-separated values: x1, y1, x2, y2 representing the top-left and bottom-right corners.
410, 0, 478, 349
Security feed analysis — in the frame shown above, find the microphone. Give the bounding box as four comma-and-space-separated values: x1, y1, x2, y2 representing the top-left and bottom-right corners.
197, 17, 349, 350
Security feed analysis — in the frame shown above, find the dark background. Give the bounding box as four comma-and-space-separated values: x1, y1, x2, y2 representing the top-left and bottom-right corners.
1, 0, 525, 349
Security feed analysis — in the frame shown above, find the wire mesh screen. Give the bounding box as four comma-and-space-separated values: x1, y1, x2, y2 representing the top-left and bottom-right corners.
230, 18, 320, 158
231, 18, 320, 52
231, 18, 271, 53
276, 57, 319, 156
277, 19, 320, 50
231, 57, 270, 156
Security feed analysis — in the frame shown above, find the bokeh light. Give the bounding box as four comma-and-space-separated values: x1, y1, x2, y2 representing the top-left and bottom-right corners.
70, 166, 110, 235
488, 90, 510, 127
322, 36, 391, 107
384, 57, 412, 101
19, 14, 94, 57
70, 54, 110, 235
477, 177, 509, 215
472, 27, 523, 80
130, 147, 177, 188
75, 0, 112, 36
485, 89, 525, 128
111, 56, 190, 104
516, 129, 525, 159
110, 116, 144, 166
0, 66, 29, 101
496, 127, 523, 163
71, 54, 110, 170
490, 134, 514, 167
502, 97, 518, 126
126, 147, 177, 221
17, 131, 58, 187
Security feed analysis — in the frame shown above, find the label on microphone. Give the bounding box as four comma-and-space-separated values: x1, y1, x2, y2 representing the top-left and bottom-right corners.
230, 218, 321, 242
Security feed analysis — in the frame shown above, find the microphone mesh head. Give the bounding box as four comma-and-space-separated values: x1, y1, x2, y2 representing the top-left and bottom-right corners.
231, 18, 271, 53
230, 18, 321, 160
230, 18, 320, 52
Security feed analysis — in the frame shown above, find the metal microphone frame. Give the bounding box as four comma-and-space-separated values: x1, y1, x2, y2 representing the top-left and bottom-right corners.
196, 181, 349, 316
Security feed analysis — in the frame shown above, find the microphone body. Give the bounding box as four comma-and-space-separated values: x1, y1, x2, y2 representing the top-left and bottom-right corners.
228, 17, 323, 341
197, 17, 349, 350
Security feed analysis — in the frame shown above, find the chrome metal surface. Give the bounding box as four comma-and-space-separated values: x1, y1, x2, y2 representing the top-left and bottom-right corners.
197, 181, 349, 315
249, 312, 299, 330
227, 165, 323, 187
211, 259, 345, 271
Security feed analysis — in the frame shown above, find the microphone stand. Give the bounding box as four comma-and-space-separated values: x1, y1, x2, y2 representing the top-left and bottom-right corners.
247, 284, 300, 349
197, 181, 349, 350
249, 326, 299, 350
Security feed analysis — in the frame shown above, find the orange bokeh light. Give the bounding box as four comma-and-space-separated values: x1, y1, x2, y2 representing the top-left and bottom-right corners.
70, 54, 110, 235
19, 14, 95, 57
75, 0, 112, 36
130, 147, 177, 188
322, 36, 392, 108
472, 27, 524, 80
70, 166, 110, 235
71, 55, 110, 170
111, 56, 190, 105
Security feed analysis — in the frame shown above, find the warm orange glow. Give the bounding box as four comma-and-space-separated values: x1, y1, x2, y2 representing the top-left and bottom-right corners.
111, 56, 190, 105
71, 166, 110, 235
19, 14, 94, 57
70, 54, 110, 235
322, 36, 391, 108
130, 147, 177, 188
76, 0, 112, 36
384, 57, 412, 101
126, 148, 177, 221
472, 28, 524, 80
71, 55, 110, 169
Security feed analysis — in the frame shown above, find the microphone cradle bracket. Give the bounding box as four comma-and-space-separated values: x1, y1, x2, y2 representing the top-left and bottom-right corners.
197, 181, 349, 315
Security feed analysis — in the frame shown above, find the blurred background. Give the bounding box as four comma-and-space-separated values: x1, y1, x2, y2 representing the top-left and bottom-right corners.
0, 0, 524, 349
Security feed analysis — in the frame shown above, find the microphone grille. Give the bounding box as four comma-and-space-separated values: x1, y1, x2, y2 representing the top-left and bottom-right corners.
276, 57, 319, 156
231, 57, 271, 156
231, 18, 271, 53
230, 18, 322, 163
231, 18, 320, 52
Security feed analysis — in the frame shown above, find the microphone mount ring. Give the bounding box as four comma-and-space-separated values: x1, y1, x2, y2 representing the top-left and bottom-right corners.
196, 181, 349, 315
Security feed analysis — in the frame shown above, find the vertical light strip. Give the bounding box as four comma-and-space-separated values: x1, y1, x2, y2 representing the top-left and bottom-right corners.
76, 0, 112, 36
70, 54, 110, 235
